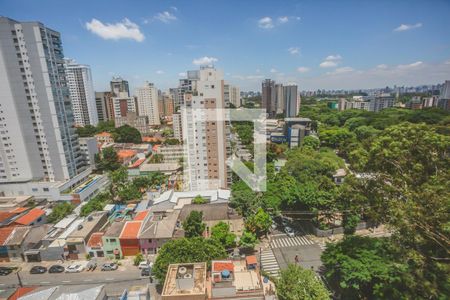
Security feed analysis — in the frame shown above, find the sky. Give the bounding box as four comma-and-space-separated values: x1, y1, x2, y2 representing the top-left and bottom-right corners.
2, 0, 450, 92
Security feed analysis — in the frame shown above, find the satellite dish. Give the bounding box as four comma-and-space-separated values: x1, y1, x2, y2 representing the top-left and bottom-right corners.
184, 273, 192, 279
178, 266, 187, 274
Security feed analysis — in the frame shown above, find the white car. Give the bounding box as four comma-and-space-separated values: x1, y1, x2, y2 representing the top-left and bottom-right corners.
138, 261, 153, 269
65, 264, 84, 273
285, 226, 295, 238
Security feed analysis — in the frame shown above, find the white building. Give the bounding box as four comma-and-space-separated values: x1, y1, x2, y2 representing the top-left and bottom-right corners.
64, 59, 98, 126
136, 82, 160, 126
79, 137, 98, 168
112, 94, 136, 118
181, 66, 229, 191
224, 84, 241, 107
0, 17, 84, 187
172, 113, 183, 141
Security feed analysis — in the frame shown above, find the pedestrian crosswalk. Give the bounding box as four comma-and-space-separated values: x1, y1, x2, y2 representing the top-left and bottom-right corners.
270, 236, 314, 249
260, 249, 280, 278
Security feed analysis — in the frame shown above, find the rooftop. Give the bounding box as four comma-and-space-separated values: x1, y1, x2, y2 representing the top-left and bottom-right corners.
4, 226, 30, 246
139, 210, 180, 239
0, 227, 15, 245
67, 211, 107, 240
162, 263, 207, 297
120, 221, 142, 239
179, 203, 241, 222
87, 232, 104, 248
104, 220, 126, 237
134, 210, 150, 221
14, 208, 45, 225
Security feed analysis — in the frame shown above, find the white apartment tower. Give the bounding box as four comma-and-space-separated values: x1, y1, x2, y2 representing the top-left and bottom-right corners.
181, 67, 229, 191
224, 84, 241, 108
136, 82, 160, 126
0, 17, 83, 184
64, 58, 98, 126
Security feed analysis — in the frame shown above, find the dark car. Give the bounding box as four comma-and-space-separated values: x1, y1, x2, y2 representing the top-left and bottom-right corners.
0, 267, 13, 276
141, 267, 151, 277
30, 266, 47, 274
101, 263, 118, 271
48, 265, 65, 273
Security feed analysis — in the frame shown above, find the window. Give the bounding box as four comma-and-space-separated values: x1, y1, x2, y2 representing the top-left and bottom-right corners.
43, 187, 49, 192
110, 238, 116, 243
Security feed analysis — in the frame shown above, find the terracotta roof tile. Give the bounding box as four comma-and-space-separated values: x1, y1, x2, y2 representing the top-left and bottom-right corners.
87, 232, 104, 248
246, 255, 257, 265
0, 211, 16, 223
134, 210, 149, 221
14, 208, 45, 225
0, 227, 15, 245
120, 221, 142, 239
213, 261, 234, 272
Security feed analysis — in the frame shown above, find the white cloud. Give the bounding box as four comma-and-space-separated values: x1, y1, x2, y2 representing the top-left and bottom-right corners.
327, 67, 354, 75
278, 16, 289, 23
376, 64, 388, 69
156, 70, 164, 74
178, 72, 187, 77
397, 61, 423, 69
154, 11, 177, 23
270, 68, 278, 73
288, 47, 300, 55
170, 6, 178, 11
446, 60, 450, 65
394, 23, 422, 32
85, 18, 144, 42
297, 67, 310, 73
320, 61, 338, 68
232, 74, 264, 80
258, 17, 274, 29
192, 56, 218, 65
320, 54, 343, 68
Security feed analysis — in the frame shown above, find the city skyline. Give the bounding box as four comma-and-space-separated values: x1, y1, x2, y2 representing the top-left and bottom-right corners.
2, 0, 450, 92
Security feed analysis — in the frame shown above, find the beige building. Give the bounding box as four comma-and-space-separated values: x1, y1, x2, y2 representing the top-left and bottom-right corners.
136, 82, 160, 126
115, 112, 148, 135
162, 262, 207, 300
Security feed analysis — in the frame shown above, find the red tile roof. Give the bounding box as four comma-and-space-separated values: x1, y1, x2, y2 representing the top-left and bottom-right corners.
14, 208, 45, 225
117, 149, 137, 160
134, 210, 149, 221
246, 255, 257, 265
120, 221, 142, 239
0, 211, 16, 223
129, 158, 145, 169
10, 207, 28, 214
0, 227, 15, 245
96, 132, 112, 137
213, 261, 234, 273
87, 232, 104, 248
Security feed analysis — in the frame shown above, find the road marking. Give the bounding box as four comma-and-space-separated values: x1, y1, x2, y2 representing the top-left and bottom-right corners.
260, 249, 280, 278
83, 279, 93, 282
40, 281, 50, 284
62, 280, 71, 283
105, 278, 114, 281
271, 235, 315, 249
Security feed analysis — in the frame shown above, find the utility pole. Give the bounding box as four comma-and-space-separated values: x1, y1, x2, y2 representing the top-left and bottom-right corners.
16, 268, 23, 287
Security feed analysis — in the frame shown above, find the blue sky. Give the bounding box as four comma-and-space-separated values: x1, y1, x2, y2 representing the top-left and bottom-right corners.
2, 0, 450, 91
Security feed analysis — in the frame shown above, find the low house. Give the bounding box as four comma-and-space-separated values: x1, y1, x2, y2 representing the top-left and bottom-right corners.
119, 221, 142, 257
178, 203, 244, 237
66, 211, 108, 259
0, 227, 15, 262
13, 208, 46, 226
139, 210, 180, 255
4, 226, 30, 261
211, 259, 264, 299
21, 225, 52, 262
95, 131, 114, 143
86, 232, 104, 258
102, 221, 126, 259
17, 284, 106, 300
333, 168, 347, 185
162, 263, 207, 300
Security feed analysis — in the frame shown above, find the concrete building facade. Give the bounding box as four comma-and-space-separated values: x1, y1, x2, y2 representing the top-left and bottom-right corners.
136, 82, 160, 126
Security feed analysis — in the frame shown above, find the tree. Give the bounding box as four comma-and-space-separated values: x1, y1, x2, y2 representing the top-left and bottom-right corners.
239, 230, 257, 250
134, 253, 144, 266
164, 138, 180, 145
319, 127, 356, 149
153, 237, 227, 282
48, 202, 74, 223
113, 125, 142, 143
302, 135, 320, 150
321, 236, 409, 299
149, 153, 164, 163
76, 125, 97, 137
95, 147, 121, 172
191, 195, 207, 204
183, 211, 206, 238
245, 208, 271, 237
80, 191, 110, 217
211, 221, 236, 249
276, 264, 329, 300
109, 167, 130, 203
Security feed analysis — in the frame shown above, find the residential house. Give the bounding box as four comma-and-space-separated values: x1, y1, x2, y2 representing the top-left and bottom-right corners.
119, 221, 142, 257
4, 226, 30, 261
102, 221, 126, 259
21, 225, 52, 262
95, 132, 114, 143
0, 227, 15, 262
162, 263, 207, 300
139, 210, 180, 255
86, 232, 104, 258
13, 208, 46, 226
66, 211, 108, 259
16, 285, 106, 300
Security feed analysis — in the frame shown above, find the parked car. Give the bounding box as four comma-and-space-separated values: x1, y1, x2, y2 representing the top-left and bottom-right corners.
285, 226, 295, 237
30, 266, 47, 274
87, 260, 97, 271
101, 263, 118, 271
0, 267, 13, 276
48, 265, 65, 273
138, 261, 153, 269
141, 267, 151, 277
65, 264, 84, 273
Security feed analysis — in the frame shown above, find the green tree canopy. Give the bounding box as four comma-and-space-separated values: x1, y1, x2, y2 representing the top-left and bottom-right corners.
183, 211, 206, 238
153, 237, 227, 282
95, 146, 121, 172
245, 208, 271, 237
210, 221, 236, 249
276, 264, 330, 300
239, 230, 257, 249
47, 202, 74, 223
113, 125, 142, 143
191, 195, 207, 204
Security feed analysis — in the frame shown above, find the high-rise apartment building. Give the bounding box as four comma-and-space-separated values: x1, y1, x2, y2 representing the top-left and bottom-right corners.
224, 84, 241, 108
369, 94, 395, 112
112, 95, 136, 118
438, 80, 450, 110
64, 59, 98, 126
136, 82, 160, 126
159, 93, 174, 118
262, 79, 279, 117
181, 67, 229, 191
283, 85, 298, 117
95, 91, 114, 122
275, 83, 284, 114
110, 77, 129, 97
172, 113, 182, 141
0, 17, 83, 184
